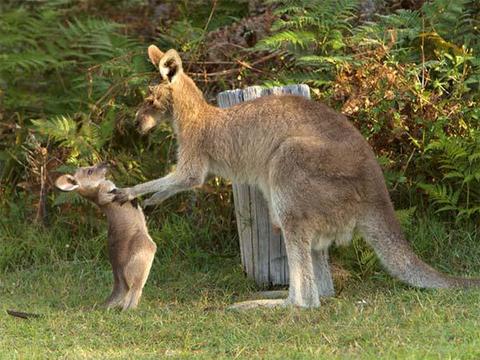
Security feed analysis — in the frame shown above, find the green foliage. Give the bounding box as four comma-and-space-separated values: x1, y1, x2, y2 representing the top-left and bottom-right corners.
419, 131, 480, 221
0, 207, 238, 272
158, 0, 249, 53
30, 112, 116, 161
356, 0, 480, 90
422, 0, 480, 53
0, 1, 156, 211
261, 0, 358, 51
257, 0, 358, 87
355, 9, 422, 50
0, 0, 248, 217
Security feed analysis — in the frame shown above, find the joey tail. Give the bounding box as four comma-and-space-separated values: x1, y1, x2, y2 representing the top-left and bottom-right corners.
359, 208, 480, 289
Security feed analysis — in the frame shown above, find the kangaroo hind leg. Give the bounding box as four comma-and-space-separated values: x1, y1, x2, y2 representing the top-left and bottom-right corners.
229, 227, 320, 310
311, 235, 334, 298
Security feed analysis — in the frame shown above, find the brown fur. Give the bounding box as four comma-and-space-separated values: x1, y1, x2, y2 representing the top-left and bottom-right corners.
114, 45, 480, 308
55, 164, 156, 310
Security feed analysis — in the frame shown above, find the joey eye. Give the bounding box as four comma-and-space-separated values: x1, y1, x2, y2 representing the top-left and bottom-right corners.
87, 169, 94, 176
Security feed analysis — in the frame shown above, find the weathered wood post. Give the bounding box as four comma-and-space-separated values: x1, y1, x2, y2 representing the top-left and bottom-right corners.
217, 84, 311, 286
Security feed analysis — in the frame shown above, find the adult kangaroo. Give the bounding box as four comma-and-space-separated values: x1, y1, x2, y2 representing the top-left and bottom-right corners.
112, 44, 480, 308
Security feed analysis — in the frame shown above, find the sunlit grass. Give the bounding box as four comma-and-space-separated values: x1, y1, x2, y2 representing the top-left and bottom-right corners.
1, 213, 480, 358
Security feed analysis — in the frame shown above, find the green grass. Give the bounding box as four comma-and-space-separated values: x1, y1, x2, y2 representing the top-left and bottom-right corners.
1, 212, 480, 359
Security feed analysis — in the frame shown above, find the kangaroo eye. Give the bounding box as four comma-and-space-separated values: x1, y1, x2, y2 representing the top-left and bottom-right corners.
87, 169, 94, 176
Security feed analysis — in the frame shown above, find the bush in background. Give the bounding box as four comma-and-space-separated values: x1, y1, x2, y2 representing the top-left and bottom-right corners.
1, 0, 480, 273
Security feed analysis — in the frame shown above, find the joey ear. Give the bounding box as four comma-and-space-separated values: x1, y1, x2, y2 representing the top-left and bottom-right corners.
147, 45, 164, 67
55, 174, 79, 192
159, 49, 183, 83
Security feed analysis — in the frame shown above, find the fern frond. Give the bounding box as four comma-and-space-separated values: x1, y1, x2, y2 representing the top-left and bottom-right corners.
31, 116, 77, 143
298, 55, 351, 66
53, 191, 89, 207
257, 31, 316, 50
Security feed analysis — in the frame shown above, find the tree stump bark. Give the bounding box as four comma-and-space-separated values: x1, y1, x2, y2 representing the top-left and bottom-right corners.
217, 84, 311, 286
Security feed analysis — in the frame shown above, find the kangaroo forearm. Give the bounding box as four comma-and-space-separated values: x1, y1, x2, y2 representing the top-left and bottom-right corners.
142, 187, 184, 206
131, 170, 204, 197
151, 187, 182, 201
130, 173, 178, 197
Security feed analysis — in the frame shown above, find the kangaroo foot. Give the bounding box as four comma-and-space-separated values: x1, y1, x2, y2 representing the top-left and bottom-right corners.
249, 290, 288, 300
227, 299, 289, 310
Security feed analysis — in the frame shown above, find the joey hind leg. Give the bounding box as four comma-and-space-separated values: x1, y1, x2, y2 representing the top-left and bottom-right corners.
121, 250, 155, 310
122, 286, 143, 310
104, 271, 128, 309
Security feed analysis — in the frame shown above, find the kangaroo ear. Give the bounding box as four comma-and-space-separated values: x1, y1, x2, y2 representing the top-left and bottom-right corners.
147, 45, 164, 67
55, 174, 79, 192
159, 49, 183, 83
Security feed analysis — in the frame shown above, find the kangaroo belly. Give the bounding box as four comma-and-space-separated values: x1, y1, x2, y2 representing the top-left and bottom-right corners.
208, 159, 265, 185
311, 219, 356, 250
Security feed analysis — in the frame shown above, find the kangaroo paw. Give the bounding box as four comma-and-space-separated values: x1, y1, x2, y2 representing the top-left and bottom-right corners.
111, 187, 135, 205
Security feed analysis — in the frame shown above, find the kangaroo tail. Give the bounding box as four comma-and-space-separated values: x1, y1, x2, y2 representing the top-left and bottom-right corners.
359, 207, 480, 289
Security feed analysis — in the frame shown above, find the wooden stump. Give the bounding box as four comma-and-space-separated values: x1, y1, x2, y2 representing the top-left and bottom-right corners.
217, 84, 311, 286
